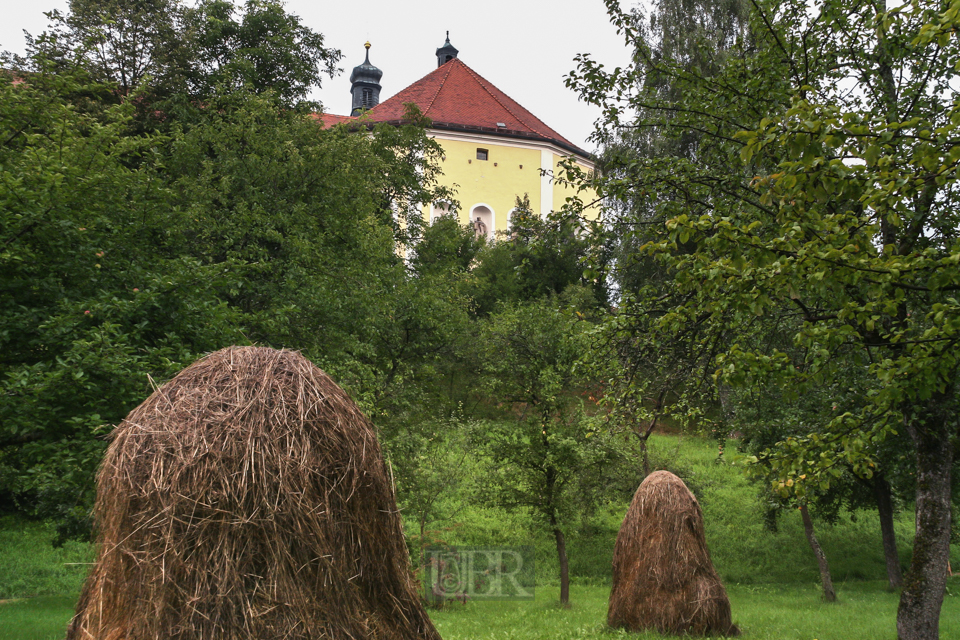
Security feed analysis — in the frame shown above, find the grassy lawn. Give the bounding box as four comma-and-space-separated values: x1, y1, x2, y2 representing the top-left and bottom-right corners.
0, 597, 77, 640
431, 582, 960, 640
0, 518, 92, 600
7, 582, 957, 640
3, 434, 958, 639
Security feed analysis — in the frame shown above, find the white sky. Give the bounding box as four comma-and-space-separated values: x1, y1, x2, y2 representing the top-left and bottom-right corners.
0, 0, 633, 152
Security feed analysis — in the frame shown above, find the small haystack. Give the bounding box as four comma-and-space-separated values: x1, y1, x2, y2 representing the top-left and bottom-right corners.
608, 470, 737, 636
67, 346, 440, 640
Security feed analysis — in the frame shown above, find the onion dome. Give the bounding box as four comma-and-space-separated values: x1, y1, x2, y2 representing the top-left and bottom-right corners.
350, 42, 383, 116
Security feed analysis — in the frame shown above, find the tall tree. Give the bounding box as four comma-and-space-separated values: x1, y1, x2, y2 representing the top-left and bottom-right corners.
575, 0, 769, 507
51, 0, 183, 95
0, 57, 452, 540
570, 1, 960, 637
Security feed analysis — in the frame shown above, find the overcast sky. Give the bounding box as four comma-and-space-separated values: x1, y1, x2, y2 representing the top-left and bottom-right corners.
0, 0, 634, 152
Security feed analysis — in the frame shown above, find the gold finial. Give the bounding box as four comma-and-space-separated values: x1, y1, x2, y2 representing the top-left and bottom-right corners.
364, 41, 371, 50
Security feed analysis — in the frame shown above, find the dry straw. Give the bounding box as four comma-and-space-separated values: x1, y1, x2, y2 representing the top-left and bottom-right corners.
608, 470, 738, 636
67, 346, 440, 640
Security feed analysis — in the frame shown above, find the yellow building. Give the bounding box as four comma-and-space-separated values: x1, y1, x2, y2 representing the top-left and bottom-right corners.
322, 35, 596, 239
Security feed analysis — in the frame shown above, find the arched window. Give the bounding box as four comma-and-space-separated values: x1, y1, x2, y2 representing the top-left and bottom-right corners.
470, 204, 495, 240
430, 202, 454, 224
506, 208, 518, 229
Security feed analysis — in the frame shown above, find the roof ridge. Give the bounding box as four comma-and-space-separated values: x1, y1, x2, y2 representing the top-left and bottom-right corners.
422, 61, 455, 117
460, 62, 539, 136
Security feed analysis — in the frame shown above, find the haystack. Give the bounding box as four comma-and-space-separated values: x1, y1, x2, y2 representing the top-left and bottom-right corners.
608, 470, 737, 636
66, 346, 440, 640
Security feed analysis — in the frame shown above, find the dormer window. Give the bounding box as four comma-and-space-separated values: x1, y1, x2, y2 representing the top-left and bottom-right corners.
476, 148, 489, 161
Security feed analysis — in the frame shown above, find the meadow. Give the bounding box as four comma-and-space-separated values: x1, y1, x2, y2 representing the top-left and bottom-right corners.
2, 434, 958, 639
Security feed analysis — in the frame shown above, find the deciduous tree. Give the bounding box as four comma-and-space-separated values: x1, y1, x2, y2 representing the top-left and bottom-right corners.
570, 1, 960, 637
476, 291, 625, 606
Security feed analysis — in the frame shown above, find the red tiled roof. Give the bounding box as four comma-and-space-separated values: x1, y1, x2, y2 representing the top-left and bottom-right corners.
314, 112, 358, 129
319, 59, 588, 157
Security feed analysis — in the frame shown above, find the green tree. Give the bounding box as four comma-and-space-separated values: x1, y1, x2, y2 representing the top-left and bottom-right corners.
0, 67, 242, 537
476, 291, 623, 607
571, 1, 960, 637
160, 92, 458, 411
572, 0, 779, 471
0, 46, 453, 540
179, 0, 341, 105
410, 215, 481, 278
18, 0, 340, 111
470, 194, 601, 315
46, 0, 183, 96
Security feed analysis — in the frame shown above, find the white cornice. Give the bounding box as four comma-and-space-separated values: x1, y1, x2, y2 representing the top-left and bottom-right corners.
428, 128, 595, 171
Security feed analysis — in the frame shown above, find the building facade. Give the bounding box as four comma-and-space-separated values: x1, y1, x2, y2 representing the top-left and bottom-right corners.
321, 35, 597, 239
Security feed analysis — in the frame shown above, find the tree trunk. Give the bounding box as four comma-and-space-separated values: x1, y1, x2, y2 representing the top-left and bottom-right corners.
874, 473, 904, 589
551, 513, 570, 607
799, 504, 837, 602
420, 512, 426, 574
639, 435, 650, 477
543, 425, 570, 608
897, 417, 953, 640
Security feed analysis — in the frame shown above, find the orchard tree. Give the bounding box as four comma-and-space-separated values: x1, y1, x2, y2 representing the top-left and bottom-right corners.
476, 290, 627, 607
570, 1, 960, 637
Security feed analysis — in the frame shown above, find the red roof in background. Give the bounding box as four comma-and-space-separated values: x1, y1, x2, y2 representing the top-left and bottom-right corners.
319, 59, 589, 158
314, 113, 357, 128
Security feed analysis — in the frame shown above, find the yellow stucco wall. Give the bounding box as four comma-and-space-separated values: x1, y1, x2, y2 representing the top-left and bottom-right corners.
421, 131, 598, 237
553, 157, 597, 216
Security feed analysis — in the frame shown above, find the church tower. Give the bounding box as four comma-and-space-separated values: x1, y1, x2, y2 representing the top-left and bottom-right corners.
435, 32, 459, 67
350, 42, 382, 116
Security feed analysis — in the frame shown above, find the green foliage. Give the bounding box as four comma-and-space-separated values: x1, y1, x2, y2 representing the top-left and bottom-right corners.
0, 68, 242, 527
572, 1, 960, 628
0, 48, 455, 534
469, 195, 600, 315
26, 0, 340, 108
180, 0, 340, 103
45, 0, 183, 95
411, 215, 482, 278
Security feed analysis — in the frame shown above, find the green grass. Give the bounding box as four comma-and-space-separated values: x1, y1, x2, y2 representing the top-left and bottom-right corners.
0, 517, 93, 599
3, 433, 959, 639
0, 597, 76, 640
3, 583, 959, 640
429, 582, 960, 640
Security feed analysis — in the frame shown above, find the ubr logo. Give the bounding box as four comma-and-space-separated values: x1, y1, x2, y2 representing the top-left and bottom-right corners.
423, 546, 535, 602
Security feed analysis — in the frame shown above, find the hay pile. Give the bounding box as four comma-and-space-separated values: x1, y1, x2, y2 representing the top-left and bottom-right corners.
67, 346, 440, 640
607, 470, 737, 636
